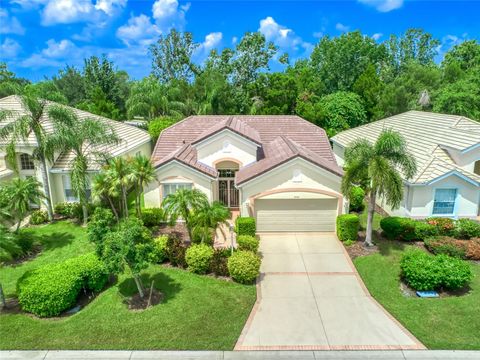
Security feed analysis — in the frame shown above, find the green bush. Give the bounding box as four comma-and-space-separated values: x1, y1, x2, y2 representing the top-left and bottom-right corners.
16, 232, 35, 255
454, 219, 480, 240
336, 214, 359, 244
237, 235, 259, 253
426, 217, 455, 236
210, 248, 231, 277
54, 202, 95, 221
424, 236, 466, 259
380, 217, 416, 241
348, 186, 365, 212
227, 251, 261, 284
185, 244, 214, 274
30, 210, 48, 225
191, 226, 214, 245
400, 248, 472, 291
147, 116, 178, 140
141, 208, 165, 227
149, 235, 169, 263
236, 217, 256, 237
17, 253, 108, 317
413, 221, 438, 241
165, 236, 187, 268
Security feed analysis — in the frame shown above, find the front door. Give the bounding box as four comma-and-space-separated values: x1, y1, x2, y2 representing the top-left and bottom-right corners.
218, 169, 239, 208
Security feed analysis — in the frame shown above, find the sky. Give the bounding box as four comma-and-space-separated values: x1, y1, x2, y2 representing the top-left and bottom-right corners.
1, 0, 479, 81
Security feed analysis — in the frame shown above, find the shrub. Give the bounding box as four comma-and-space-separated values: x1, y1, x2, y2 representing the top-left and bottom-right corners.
30, 210, 48, 225
227, 251, 261, 284
149, 235, 169, 263
348, 186, 365, 212
17, 253, 108, 317
400, 248, 472, 291
237, 235, 259, 253
16, 232, 35, 255
426, 217, 455, 236
465, 238, 480, 260
236, 217, 256, 237
454, 219, 480, 240
88, 207, 116, 255
185, 244, 214, 274
424, 236, 466, 259
380, 217, 416, 241
141, 208, 165, 227
210, 248, 231, 277
413, 221, 438, 241
191, 226, 214, 245
54, 202, 95, 221
54, 202, 74, 217
165, 236, 187, 268
336, 214, 359, 244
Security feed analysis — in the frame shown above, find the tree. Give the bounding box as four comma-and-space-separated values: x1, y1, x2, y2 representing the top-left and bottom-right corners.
24, 81, 68, 104
0, 95, 55, 220
105, 157, 132, 218
442, 40, 480, 73
149, 29, 200, 83
341, 130, 417, 246
352, 63, 384, 120
47, 105, 118, 224
254, 72, 298, 114
130, 154, 156, 217
162, 188, 209, 241
52, 65, 86, 106
1, 177, 45, 232
147, 116, 178, 141
91, 172, 120, 220
191, 201, 230, 244
0, 62, 29, 98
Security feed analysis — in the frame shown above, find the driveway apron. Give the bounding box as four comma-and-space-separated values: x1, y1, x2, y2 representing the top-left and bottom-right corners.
235, 233, 424, 350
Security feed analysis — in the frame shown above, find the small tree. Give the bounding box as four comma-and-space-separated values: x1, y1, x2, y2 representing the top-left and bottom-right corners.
106, 157, 132, 218
130, 154, 156, 217
341, 129, 417, 246
192, 201, 230, 244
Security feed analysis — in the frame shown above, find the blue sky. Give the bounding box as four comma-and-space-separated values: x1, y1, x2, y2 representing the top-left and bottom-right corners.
1, 0, 479, 81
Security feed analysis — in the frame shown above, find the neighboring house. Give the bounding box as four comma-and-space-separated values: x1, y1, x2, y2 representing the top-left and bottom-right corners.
144, 115, 346, 232
332, 111, 480, 219
0, 95, 151, 206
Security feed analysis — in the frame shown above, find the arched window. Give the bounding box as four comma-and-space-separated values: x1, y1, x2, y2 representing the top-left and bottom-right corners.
20, 153, 35, 170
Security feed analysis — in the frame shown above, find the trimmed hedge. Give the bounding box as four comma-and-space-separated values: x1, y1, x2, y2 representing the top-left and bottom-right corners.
236, 217, 256, 237
141, 208, 165, 228
336, 214, 359, 244
227, 251, 261, 284
400, 249, 472, 291
237, 235, 259, 253
413, 222, 438, 240
30, 210, 48, 225
149, 235, 169, 263
349, 186, 365, 212
209, 248, 231, 277
17, 253, 108, 317
454, 219, 480, 240
185, 244, 214, 274
380, 217, 416, 241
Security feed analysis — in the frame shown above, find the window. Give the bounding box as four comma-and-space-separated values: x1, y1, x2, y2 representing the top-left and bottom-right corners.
432, 189, 457, 215
62, 175, 91, 202
218, 169, 236, 178
162, 183, 192, 199
20, 153, 35, 170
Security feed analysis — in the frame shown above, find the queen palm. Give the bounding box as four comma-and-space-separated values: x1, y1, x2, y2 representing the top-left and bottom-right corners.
162, 188, 209, 241
0, 95, 54, 220
92, 171, 120, 221
47, 105, 118, 224
341, 129, 417, 247
106, 157, 132, 218
130, 154, 156, 217
192, 201, 230, 244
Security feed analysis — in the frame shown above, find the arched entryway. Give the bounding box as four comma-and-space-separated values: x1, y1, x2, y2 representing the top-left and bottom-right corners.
215, 160, 240, 208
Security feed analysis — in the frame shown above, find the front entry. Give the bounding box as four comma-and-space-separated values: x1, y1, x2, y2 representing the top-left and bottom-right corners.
218, 168, 239, 208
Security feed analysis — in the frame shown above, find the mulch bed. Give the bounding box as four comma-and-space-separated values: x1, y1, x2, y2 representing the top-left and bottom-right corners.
400, 281, 471, 298
124, 289, 163, 311
154, 223, 190, 244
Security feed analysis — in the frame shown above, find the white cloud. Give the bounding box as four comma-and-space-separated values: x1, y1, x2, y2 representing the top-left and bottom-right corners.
95, 0, 127, 16
20, 38, 79, 68
42, 39, 76, 57
1, 38, 22, 57
372, 33, 383, 41
335, 23, 350, 32
200, 32, 222, 51
116, 14, 160, 46
259, 16, 312, 53
435, 34, 466, 61
0, 9, 26, 35
232, 36, 238, 45
152, 0, 189, 30
313, 31, 323, 39
358, 0, 404, 12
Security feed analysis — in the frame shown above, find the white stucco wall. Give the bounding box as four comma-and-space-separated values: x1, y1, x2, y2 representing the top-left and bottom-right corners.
454, 148, 480, 173
331, 142, 346, 167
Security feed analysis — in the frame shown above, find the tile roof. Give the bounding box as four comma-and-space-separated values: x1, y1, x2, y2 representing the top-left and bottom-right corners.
331, 110, 480, 185
152, 115, 340, 183
0, 95, 150, 171
155, 144, 217, 178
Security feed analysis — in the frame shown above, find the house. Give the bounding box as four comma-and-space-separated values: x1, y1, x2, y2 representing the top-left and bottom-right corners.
331, 111, 480, 219
144, 115, 346, 232
0, 95, 151, 206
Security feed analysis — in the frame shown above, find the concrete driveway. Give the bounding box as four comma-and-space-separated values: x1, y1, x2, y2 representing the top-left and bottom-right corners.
235, 233, 424, 350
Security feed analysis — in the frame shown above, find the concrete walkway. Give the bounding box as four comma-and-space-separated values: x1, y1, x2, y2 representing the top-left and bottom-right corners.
235, 233, 424, 350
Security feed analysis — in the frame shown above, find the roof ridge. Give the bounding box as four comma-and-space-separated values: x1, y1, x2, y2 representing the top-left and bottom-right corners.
280, 135, 299, 155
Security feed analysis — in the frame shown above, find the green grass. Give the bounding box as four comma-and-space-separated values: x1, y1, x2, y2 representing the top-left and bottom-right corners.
354, 240, 480, 350
0, 222, 256, 350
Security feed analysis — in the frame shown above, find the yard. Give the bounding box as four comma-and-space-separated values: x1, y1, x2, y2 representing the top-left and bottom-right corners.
0, 221, 256, 350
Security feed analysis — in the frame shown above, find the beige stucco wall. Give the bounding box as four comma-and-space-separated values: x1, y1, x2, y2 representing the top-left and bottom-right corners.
238, 158, 345, 217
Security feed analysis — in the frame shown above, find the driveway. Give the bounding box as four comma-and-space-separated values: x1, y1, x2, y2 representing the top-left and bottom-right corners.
235, 233, 424, 350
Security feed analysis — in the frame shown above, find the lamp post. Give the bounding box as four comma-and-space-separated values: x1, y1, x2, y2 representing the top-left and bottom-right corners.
229, 223, 235, 255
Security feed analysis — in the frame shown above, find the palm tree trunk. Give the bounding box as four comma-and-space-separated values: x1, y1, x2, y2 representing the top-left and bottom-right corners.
137, 185, 143, 217
106, 196, 119, 221
82, 204, 88, 226
123, 187, 129, 218
39, 157, 54, 221
0, 283, 6, 308
365, 190, 376, 247
133, 274, 145, 298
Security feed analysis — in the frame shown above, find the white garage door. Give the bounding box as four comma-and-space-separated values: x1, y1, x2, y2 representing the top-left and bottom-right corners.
255, 198, 338, 232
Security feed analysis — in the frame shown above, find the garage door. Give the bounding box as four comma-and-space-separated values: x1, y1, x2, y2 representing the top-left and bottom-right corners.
255, 198, 338, 232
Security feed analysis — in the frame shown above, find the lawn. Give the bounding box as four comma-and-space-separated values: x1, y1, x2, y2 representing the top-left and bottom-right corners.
0, 222, 256, 350
354, 240, 480, 350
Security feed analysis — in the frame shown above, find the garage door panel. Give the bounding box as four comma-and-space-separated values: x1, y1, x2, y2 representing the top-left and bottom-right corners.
255, 199, 337, 232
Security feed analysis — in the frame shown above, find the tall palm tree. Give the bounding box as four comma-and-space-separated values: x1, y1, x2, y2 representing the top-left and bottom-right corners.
162, 188, 209, 241
130, 154, 156, 217
1, 177, 45, 232
341, 129, 417, 246
192, 201, 230, 244
47, 106, 118, 225
0, 95, 55, 220
106, 157, 132, 218
91, 171, 120, 221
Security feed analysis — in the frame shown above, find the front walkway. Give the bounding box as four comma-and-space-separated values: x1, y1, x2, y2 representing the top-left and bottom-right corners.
235, 233, 424, 350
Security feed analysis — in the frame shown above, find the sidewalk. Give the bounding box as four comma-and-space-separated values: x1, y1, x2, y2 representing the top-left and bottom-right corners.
1, 350, 479, 360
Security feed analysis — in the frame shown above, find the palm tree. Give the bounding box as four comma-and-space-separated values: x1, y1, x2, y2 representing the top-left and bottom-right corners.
192, 201, 230, 244
1, 177, 45, 232
106, 157, 132, 218
162, 188, 209, 241
91, 171, 120, 221
47, 105, 118, 225
341, 129, 417, 246
0, 95, 55, 220
130, 154, 156, 217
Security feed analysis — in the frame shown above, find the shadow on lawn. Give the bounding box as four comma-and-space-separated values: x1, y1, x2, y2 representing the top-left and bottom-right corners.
378, 238, 406, 257
36, 232, 75, 250
118, 271, 181, 304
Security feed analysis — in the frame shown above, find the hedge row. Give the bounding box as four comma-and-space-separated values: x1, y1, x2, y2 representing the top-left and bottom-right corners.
236, 217, 256, 237
336, 214, 359, 244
